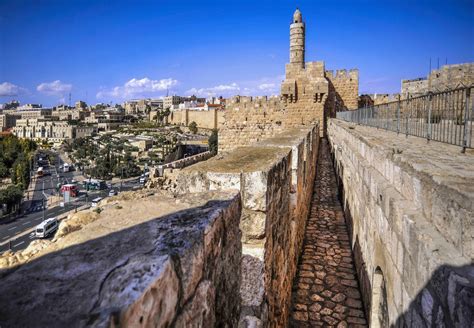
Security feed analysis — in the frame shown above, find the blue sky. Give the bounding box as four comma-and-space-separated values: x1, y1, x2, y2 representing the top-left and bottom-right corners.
0, 0, 473, 106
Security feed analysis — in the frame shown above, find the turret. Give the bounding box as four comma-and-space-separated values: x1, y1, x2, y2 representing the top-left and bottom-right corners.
290, 8, 305, 68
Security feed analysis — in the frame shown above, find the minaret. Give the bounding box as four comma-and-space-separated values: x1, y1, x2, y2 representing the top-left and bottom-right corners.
290, 8, 305, 68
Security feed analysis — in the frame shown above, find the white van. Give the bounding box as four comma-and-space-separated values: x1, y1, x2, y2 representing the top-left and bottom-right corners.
91, 197, 102, 207
35, 218, 59, 238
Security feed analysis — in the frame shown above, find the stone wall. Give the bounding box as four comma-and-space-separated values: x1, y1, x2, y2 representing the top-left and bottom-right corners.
401, 62, 474, 96
169, 108, 224, 130
325, 69, 359, 111
0, 190, 242, 327
327, 119, 473, 327
175, 124, 320, 327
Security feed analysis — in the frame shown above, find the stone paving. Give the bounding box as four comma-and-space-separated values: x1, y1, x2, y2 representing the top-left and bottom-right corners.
289, 139, 368, 327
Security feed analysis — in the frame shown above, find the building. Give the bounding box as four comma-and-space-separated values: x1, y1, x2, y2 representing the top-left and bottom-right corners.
12, 119, 75, 142
163, 96, 185, 109
220, 9, 359, 152
129, 136, 153, 152
75, 101, 87, 110
0, 114, 17, 131
12, 118, 96, 142
9, 108, 53, 120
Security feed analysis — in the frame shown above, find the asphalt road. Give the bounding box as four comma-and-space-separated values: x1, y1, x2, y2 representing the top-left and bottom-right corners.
0, 152, 143, 254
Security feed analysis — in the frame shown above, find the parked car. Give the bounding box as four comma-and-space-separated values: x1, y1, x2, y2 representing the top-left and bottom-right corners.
108, 189, 117, 197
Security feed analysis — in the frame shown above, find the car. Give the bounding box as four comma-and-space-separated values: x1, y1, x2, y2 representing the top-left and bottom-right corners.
108, 189, 117, 197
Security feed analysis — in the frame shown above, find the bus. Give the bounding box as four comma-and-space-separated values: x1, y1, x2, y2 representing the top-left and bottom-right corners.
83, 179, 106, 191
60, 184, 78, 197
91, 197, 102, 208
35, 218, 58, 238
37, 167, 44, 177
63, 163, 70, 172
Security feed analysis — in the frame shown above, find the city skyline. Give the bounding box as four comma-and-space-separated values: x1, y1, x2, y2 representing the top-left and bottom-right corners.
1, 0, 473, 106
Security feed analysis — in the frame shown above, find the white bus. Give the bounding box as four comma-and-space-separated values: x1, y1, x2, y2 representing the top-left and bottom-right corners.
91, 197, 102, 207
35, 218, 58, 238
63, 163, 70, 172
37, 166, 44, 177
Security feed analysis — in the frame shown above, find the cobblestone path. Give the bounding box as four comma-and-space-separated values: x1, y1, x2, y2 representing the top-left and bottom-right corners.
289, 139, 368, 327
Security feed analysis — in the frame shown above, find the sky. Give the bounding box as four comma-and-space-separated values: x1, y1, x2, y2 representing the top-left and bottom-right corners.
0, 0, 473, 107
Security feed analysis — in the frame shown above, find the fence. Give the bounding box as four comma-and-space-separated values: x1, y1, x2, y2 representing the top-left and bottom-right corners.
336, 86, 473, 151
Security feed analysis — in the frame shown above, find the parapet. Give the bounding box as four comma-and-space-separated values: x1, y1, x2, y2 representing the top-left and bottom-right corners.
0, 190, 242, 327
326, 68, 359, 80
175, 124, 320, 326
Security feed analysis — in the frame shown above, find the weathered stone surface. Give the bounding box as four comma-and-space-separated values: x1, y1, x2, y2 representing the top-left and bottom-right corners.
290, 140, 368, 327
0, 190, 242, 327
328, 119, 474, 327
176, 125, 320, 327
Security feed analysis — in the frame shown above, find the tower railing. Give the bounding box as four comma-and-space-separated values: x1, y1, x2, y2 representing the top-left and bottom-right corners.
336, 86, 474, 152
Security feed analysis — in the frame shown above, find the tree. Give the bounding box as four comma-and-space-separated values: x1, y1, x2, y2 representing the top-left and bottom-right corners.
0, 162, 9, 178
208, 129, 218, 155
0, 185, 23, 214
189, 121, 198, 134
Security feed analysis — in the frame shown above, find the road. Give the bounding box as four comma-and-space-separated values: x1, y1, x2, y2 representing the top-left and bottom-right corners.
0, 151, 143, 254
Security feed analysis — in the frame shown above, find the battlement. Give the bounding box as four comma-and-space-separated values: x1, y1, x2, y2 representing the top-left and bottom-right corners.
361, 93, 401, 105
325, 68, 359, 80
401, 77, 426, 83
226, 95, 281, 108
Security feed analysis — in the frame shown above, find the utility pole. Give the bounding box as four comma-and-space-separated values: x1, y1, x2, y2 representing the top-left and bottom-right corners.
42, 180, 46, 220
120, 166, 124, 193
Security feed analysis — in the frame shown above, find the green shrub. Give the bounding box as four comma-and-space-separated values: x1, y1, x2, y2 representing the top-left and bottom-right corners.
189, 121, 198, 134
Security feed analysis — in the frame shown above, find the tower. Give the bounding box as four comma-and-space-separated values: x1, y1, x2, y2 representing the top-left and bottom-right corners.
289, 8, 305, 68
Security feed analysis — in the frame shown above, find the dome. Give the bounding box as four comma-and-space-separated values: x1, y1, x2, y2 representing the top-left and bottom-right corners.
293, 8, 302, 23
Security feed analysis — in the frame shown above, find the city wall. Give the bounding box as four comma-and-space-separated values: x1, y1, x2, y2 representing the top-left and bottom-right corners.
168, 108, 224, 130
0, 190, 243, 327
402, 63, 474, 96
327, 119, 473, 327
176, 124, 320, 327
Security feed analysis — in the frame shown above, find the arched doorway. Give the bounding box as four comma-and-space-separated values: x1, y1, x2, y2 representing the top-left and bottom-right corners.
370, 267, 389, 327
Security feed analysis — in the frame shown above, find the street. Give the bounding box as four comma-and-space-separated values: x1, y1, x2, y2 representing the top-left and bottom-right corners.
0, 151, 143, 254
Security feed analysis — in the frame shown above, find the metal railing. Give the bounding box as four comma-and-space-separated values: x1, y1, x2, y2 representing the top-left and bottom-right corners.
336, 86, 473, 152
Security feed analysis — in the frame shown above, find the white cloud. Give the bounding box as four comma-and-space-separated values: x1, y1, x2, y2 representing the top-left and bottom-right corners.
186, 75, 284, 98
0, 82, 27, 96
186, 83, 240, 97
97, 77, 178, 99
258, 83, 277, 91
37, 80, 72, 96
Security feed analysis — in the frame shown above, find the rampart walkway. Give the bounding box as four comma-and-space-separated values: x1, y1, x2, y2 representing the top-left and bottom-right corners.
290, 139, 368, 327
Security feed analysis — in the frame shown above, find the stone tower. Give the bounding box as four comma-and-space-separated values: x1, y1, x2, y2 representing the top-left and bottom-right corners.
289, 8, 305, 68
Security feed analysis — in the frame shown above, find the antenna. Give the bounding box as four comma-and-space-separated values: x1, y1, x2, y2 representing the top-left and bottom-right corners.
429, 57, 432, 73
68, 93, 71, 107
437, 57, 439, 69
166, 88, 169, 97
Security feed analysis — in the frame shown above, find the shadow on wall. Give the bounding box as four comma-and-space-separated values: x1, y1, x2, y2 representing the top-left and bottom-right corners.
0, 198, 241, 328
392, 264, 474, 328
